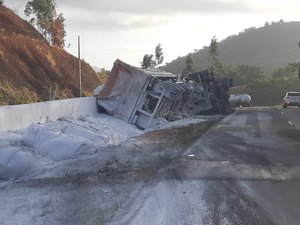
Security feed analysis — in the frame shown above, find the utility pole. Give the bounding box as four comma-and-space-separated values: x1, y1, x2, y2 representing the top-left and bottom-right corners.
78, 35, 82, 97
298, 41, 300, 78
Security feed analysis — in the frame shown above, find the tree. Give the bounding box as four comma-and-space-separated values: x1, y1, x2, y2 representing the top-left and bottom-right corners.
272, 62, 300, 78
182, 53, 195, 76
25, 0, 55, 40
25, 0, 65, 48
141, 54, 155, 69
50, 13, 65, 48
0, 0, 3, 5
141, 43, 164, 69
208, 36, 225, 74
235, 64, 264, 83
155, 43, 164, 67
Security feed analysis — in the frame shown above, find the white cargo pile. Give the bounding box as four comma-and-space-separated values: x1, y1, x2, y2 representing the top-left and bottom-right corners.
1, 113, 207, 181
0, 112, 143, 180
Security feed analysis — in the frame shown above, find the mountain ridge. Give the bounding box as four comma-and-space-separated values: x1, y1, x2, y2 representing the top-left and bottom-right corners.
163, 21, 300, 74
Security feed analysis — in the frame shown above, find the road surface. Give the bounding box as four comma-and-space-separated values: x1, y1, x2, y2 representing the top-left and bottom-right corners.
2, 107, 300, 225
111, 107, 300, 225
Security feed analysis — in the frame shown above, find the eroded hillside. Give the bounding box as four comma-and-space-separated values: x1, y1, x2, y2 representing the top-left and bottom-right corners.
0, 5, 101, 105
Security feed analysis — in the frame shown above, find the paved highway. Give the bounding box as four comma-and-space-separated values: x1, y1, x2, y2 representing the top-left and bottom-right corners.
280, 107, 300, 129
3, 107, 300, 225
111, 107, 300, 225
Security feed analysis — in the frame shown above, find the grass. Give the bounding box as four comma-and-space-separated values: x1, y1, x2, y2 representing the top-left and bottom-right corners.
0, 81, 40, 105
45, 50, 56, 67
0, 49, 4, 58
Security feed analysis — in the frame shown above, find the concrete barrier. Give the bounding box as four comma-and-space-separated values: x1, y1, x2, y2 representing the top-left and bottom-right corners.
0, 97, 97, 132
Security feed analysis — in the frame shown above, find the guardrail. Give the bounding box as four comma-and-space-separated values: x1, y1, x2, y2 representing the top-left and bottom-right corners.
0, 97, 97, 132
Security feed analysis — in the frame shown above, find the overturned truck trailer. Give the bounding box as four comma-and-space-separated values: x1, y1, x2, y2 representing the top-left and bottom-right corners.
187, 70, 233, 114
95, 59, 232, 129
95, 59, 184, 129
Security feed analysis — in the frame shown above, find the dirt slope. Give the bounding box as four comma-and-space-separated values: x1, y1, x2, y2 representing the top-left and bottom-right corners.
0, 5, 101, 105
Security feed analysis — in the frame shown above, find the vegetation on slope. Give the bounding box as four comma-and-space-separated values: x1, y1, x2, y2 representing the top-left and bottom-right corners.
0, 5, 102, 105
164, 21, 300, 106
163, 21, 300, 75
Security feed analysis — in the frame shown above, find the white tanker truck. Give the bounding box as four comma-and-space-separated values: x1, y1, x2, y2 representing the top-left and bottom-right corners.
229, 94, 251, 107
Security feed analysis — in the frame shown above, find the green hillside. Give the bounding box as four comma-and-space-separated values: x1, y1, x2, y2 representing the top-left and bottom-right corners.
163, 21, 300, 75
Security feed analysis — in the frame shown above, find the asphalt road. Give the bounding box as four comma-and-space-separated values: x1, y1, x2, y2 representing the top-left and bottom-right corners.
112, 107, 300, 225
280, 106, 300, 129
3, 107, 300, 225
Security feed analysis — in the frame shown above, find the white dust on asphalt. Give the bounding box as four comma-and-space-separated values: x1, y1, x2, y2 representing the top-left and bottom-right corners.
0, 113, 207, 225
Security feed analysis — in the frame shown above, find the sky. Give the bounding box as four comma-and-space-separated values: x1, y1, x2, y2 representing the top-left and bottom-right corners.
4, 0, 300, 69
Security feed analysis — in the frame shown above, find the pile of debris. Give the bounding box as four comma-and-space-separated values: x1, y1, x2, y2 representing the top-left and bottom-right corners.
95, 59, 233, 129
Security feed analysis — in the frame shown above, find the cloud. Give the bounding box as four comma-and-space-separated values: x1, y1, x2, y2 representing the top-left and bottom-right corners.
61, 0, 255, 15
64, 11, 172, 32
8, 0, 298, 32
59, 0, 256, 32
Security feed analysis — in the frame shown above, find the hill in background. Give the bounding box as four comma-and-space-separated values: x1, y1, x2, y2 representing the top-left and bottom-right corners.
0, 5, 101, 105
163, 21, 300, 75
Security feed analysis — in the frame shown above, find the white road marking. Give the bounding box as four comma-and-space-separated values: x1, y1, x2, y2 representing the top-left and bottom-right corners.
280, 112, 284, 115
221, 112, 236, 124
288, 121, 293, 126
216, 113, 236, 129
